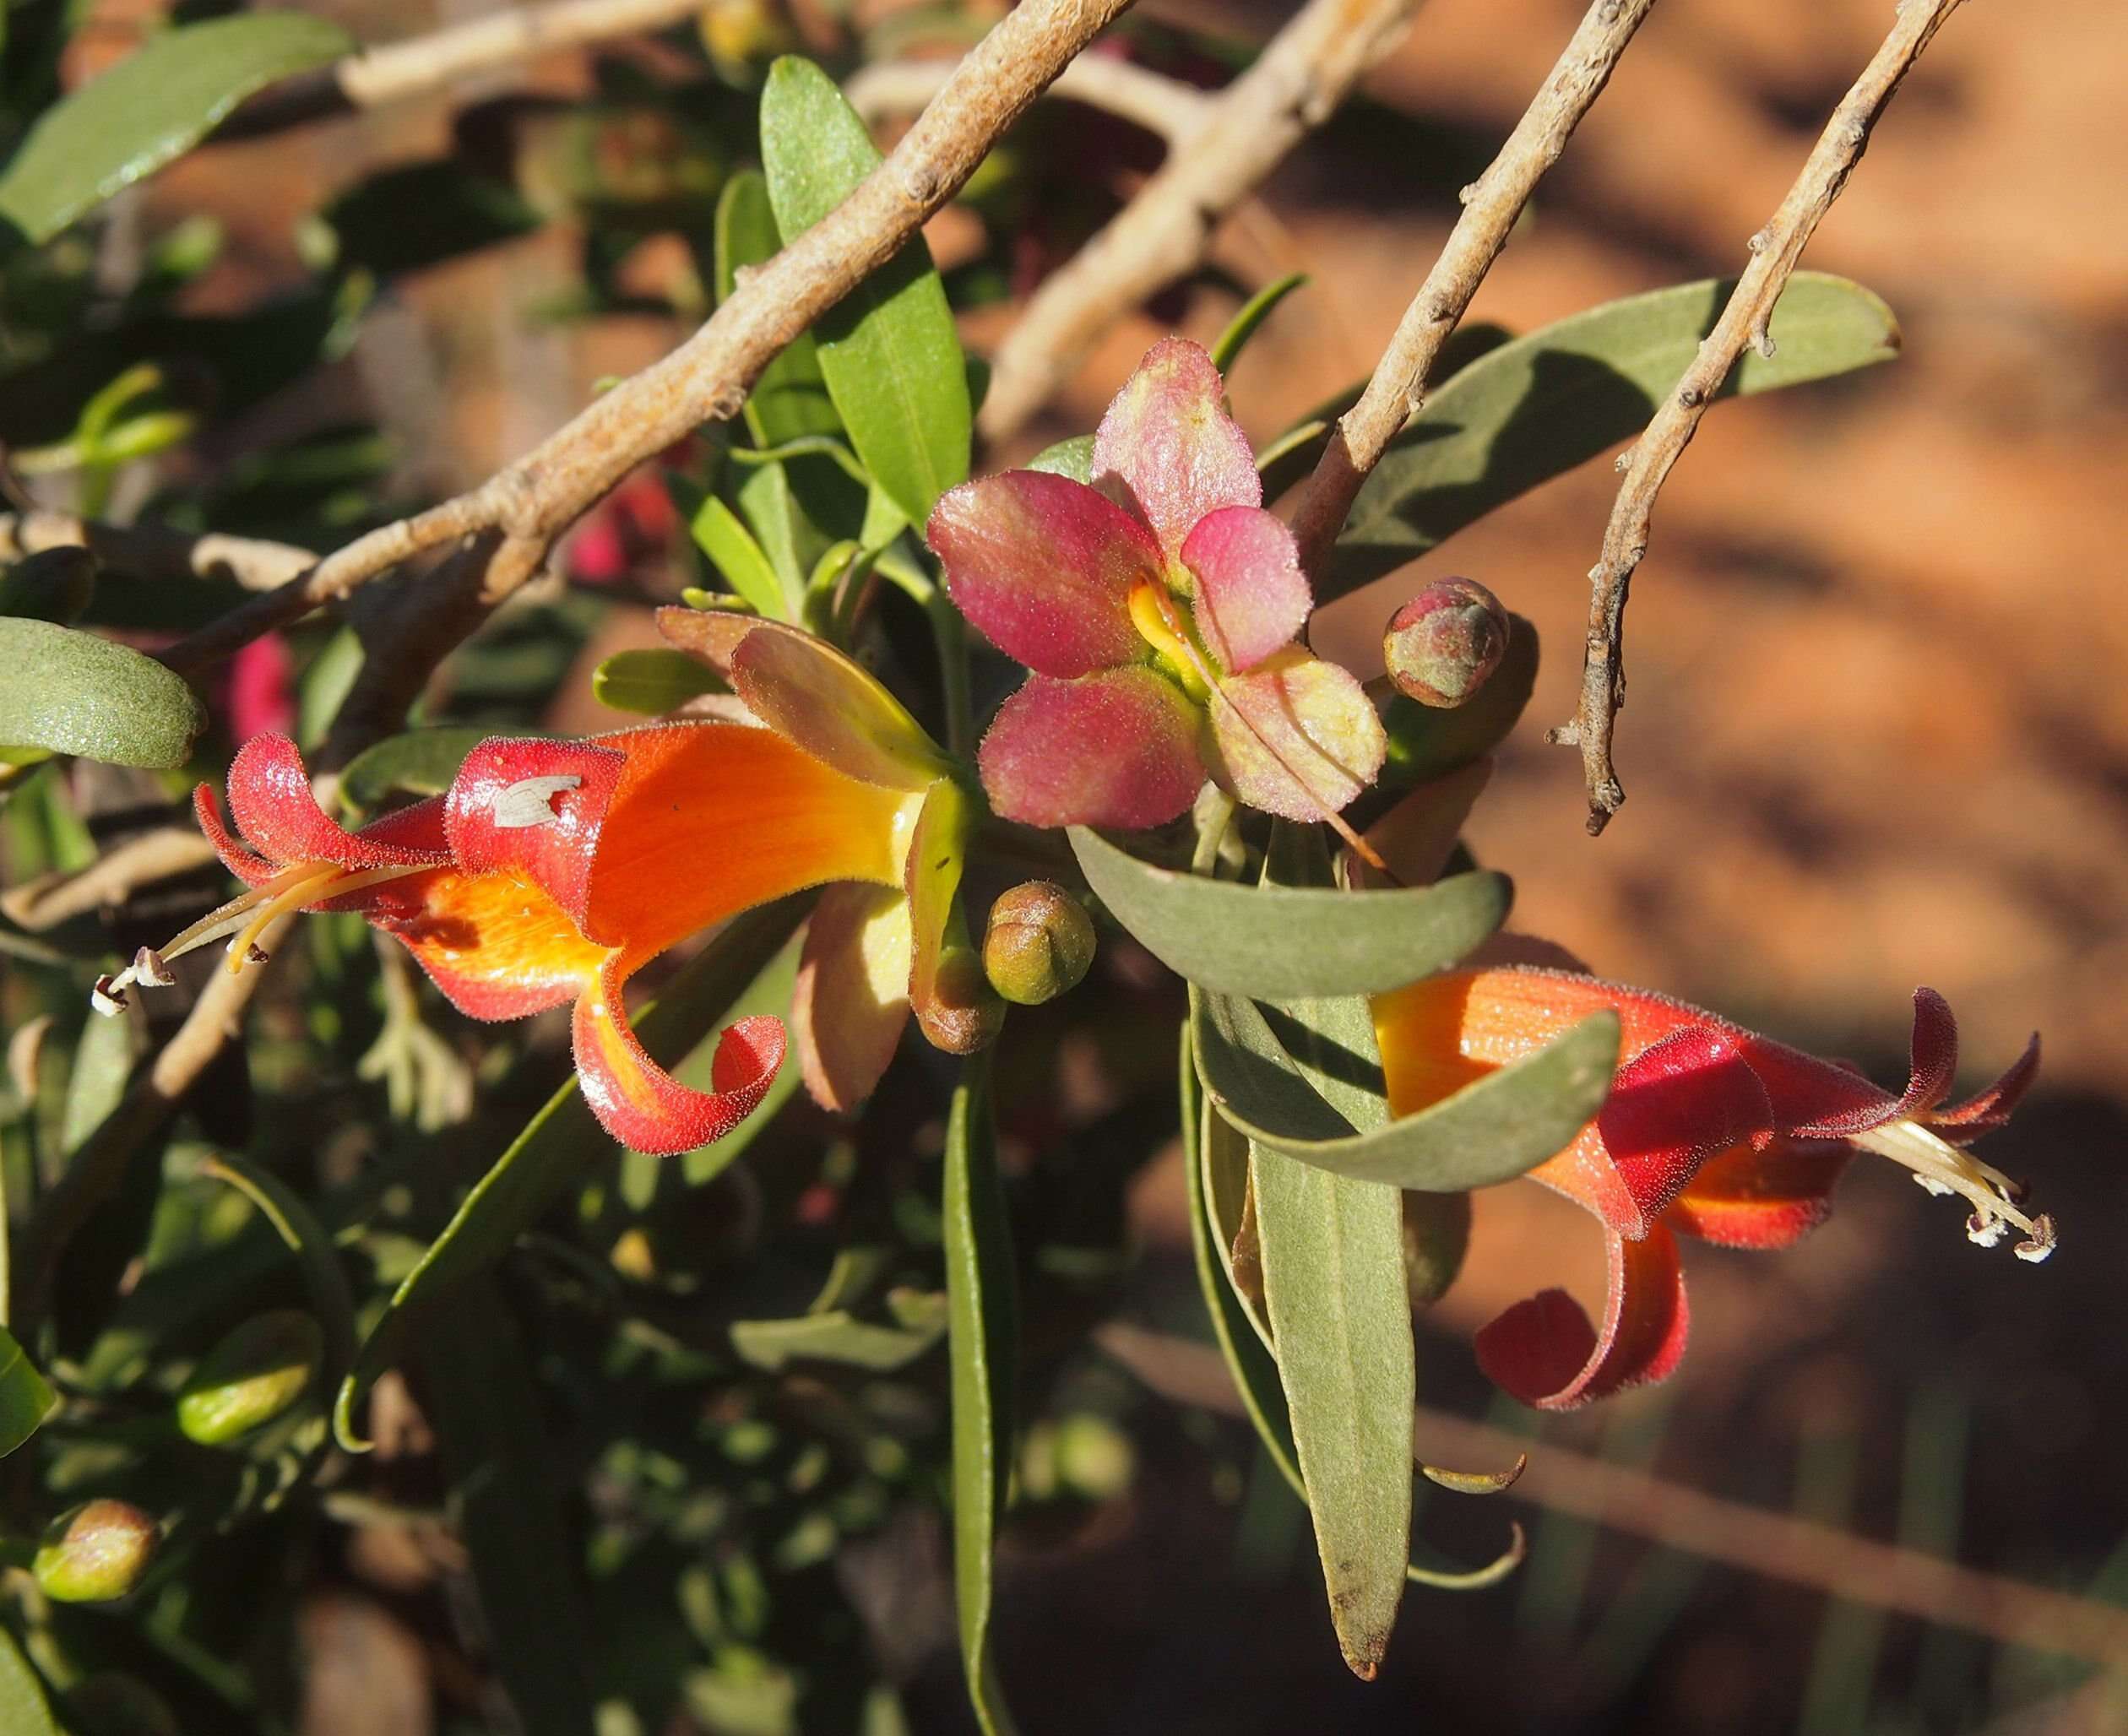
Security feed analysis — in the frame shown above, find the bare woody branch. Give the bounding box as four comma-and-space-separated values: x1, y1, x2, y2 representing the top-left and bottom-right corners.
0, 827, 218, 932
161, 0, 1138, 679
0, 509, 314, 592
849, 50, 1210, 144
1552, 0, 1968, 835
976, 0, 1420, 445
1284, 0, 1657, 573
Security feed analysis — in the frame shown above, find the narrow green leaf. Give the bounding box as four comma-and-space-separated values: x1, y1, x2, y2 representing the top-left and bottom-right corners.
0, 619, 205, 768
0, 1624, 60, 1734
733, 459, 816, 606
1024, 435, 1091, 484
0, 14, 356, 243
1194, 988, 1619, 1191
60, 1005, 134, 1154
195, 1151, 358, 1386
1210, 273, 1307, 373
760, 57, 971, 529
1326, 272, 1901, 601
0, 1322, 57, 1458
690, 491, 790, 620
333, 899, 807, 1451
730, 1308, 943, 1373
942, 1051, 1019, 1736
338, 725, 490, 815
421, 1277, 596, 1736
714, 171, 841, 449
1250, 1139, 1410, 1678
590, 648, 728, 716
1069, 825, 1509, 999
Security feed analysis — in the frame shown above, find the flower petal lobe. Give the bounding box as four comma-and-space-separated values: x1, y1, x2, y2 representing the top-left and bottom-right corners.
977, 668, 1206, 830
573, 956, 783, 1154
1182, 505, 1310, 674
1475, 1224, 1689, 1410
1092, 337, 1259, 558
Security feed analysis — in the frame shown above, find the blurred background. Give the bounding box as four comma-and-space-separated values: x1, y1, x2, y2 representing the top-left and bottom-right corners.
11, 0, 2126, 1730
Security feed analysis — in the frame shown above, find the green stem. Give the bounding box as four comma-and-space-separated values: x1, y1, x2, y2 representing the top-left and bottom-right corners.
929, 589, 974, 762
1192, 792, 1237, 876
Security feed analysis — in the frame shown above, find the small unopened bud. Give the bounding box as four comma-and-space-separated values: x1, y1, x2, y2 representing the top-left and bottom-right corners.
176, 1310, 323, 1445
33, 1500, 160, 1603
1383, 578, 1509, 708
982, 882, 1096, 1006
915, 947, 1006, 1055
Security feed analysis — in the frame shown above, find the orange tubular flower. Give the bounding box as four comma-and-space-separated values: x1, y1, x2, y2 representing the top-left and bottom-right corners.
96, 621, 981, 1154
1373, 965, 2049, 1410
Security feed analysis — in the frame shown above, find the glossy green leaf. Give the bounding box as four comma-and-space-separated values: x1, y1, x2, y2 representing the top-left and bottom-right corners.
1194, 988, 1619, 1191
0, 1322, 57, 1458
338, 725, 490, 814
332, 899, 806, 1451
590, 648, 728, 715
714, 171, 841, 449
196, 1151, 358, 1385
421, 1278, 596, 1736
760, 57, 970, 529
730, 1306, 943, 1373
690, 490, 790, 620
1070, 825, 1509, 999
1210, 272, 1306, 373
1327, 272, 1901, 600
0, 14, 355, 243
1250, 1137, 1410, 1678
0, 619, 205, 768
0, 1625, 60, 1734
942, 1051, 1019, 1736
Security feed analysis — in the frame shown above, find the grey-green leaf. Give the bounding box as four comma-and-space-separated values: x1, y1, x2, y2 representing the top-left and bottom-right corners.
1193, 988, 1620, 1191
0, 14, 356, 244
332, 899, 806, 1451
590, 648, 729, 715
1326, 272, 1901, 601
760, 57, 970, 529
1070, 826, 1509, 999
0, 618, 205, 768
0, 1323, 57, 1458
338, 724, 490, 814
1250, 1141, 1411, 1679
942, 1051, 1020, 1736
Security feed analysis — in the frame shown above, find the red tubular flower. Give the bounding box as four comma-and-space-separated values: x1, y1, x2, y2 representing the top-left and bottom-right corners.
927, 336, 1385, 829
98, 619, 980, 1152
1372, 965, 2049, 1410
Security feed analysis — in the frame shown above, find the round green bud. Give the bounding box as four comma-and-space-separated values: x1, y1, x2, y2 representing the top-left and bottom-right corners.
33, 1500, 161, 1603
1383, 578, 1509, 708
982, 882, 1096, 1006
176, 1309, 324, 1445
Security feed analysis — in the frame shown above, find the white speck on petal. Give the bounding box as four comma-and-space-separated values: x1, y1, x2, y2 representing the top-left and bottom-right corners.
491, 775, 583, 829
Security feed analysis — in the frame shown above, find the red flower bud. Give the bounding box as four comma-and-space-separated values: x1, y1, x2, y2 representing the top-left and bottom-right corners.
1382, 578, 1508, 708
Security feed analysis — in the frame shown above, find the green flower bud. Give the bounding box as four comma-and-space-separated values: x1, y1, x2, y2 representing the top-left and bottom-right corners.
1383, 578, 1508, 708
33, 1500, 160, 1603
982, 882, 1096, 1006
176, 1309, 323, 1445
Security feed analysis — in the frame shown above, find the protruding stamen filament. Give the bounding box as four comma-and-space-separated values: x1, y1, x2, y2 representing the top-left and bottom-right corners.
1852, 1118, 2057, 1263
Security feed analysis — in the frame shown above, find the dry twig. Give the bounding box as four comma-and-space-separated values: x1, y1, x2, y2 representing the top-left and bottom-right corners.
1284, 0, 1657, 572
161, 0, 1137, 679
1098, 1325, 2128, 1668
0, 510, 314, 592
0, 827, 219, 932
976, 0, 1420, 444
849, 49, 1208, 144
1551, 0, 1968, 835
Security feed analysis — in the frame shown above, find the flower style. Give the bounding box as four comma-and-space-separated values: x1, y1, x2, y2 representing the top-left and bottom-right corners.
97, 620, 990, 1152
927, 337, 1386, 830
1372, 964, 2049, 1410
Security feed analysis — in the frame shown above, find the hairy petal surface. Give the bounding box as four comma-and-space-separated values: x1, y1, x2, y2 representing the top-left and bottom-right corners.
573, 953, 784, 1155
977, 667, 1206, 830
1092, 336, 1259, 559
1667, 1136, 1853, 1249
1181, 505, 1311, 675
1202, 650, 1386, 821
928, 472, 1156, 677
1474, 1223, 1689, 1410
219, 733, 449, 872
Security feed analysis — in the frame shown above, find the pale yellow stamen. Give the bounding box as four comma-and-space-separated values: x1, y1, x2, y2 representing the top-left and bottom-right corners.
1851, 1118, 2056, 1262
